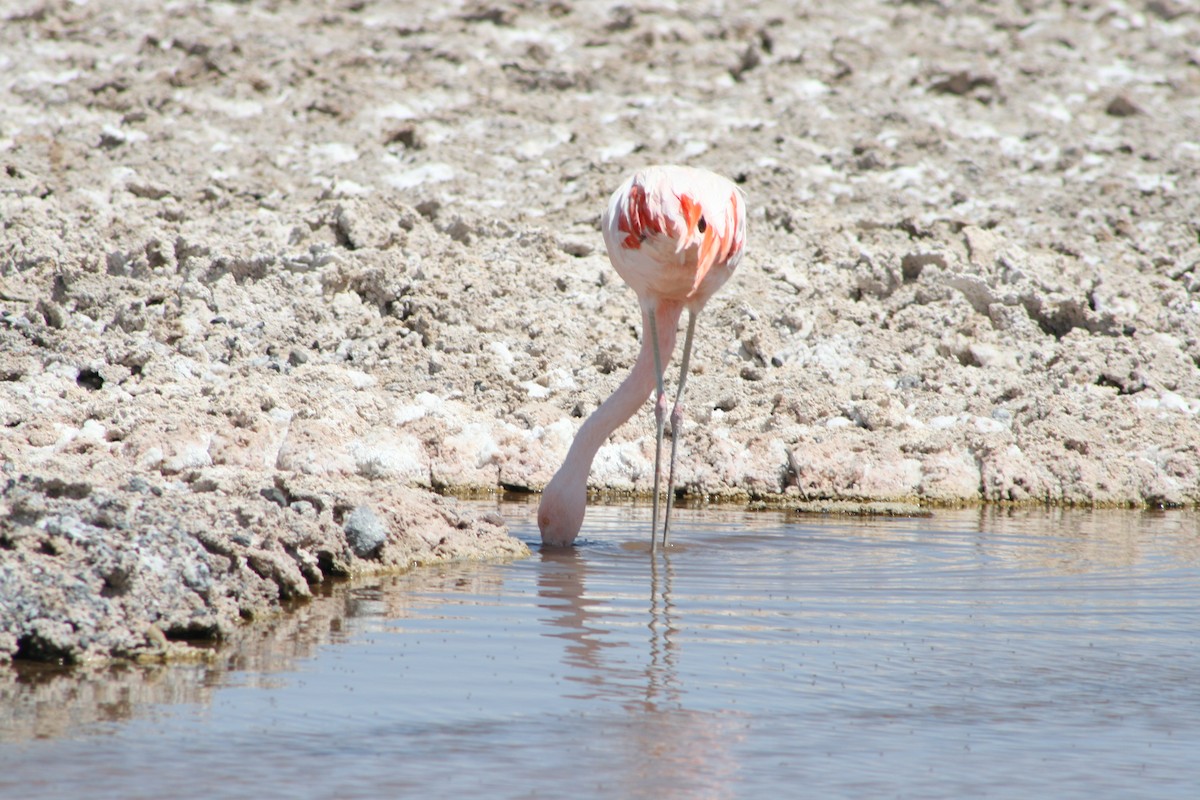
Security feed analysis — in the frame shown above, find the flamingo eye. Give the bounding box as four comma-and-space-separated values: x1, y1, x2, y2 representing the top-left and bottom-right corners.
697, 216, 707, 233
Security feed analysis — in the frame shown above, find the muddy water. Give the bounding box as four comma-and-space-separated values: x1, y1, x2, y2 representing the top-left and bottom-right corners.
2, 505, 1199, 799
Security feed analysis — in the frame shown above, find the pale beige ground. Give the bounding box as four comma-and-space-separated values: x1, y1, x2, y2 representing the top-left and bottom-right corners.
2, 0, 1198, 661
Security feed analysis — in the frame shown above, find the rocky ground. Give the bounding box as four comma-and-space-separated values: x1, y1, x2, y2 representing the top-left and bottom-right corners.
2, 0, 1199, 663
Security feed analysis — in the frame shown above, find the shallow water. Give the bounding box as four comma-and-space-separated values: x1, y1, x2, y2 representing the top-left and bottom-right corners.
2, 504, 1199, 799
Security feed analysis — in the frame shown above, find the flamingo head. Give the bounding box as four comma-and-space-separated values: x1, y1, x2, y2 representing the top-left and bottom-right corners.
537, 471, 586, 547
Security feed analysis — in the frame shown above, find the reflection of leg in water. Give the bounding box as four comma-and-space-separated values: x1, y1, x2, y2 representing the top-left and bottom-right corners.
627, 548, 741, 796
645, 550, 680, 708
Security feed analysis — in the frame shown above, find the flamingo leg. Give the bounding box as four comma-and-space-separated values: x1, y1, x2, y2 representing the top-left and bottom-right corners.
661, 310, 698, 548
646, 307, 668, 552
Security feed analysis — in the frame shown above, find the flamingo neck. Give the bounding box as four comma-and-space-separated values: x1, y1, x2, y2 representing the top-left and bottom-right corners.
539, 302, 681, 544
566, 302, 680, 480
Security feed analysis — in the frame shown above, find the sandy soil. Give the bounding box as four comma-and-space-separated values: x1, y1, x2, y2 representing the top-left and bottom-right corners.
2, 0, 1199, 662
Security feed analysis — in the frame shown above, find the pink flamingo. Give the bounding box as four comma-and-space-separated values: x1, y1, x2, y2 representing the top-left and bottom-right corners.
538, 165, 747, 549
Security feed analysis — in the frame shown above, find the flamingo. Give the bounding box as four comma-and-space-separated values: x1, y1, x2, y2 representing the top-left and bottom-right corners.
538, 165, 747, 549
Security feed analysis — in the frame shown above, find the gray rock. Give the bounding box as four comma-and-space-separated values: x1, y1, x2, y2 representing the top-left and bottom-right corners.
343, 505, 388, 559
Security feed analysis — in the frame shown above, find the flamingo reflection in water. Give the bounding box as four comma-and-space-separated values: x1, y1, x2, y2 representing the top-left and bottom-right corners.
536, 537, 742, 792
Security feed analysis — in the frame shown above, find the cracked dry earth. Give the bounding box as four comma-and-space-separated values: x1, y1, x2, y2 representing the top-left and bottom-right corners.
2, 0, 1199, 663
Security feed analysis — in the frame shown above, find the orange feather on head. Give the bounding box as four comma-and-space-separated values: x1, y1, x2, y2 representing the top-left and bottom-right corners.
720, 189, 741, 264
677, 192, 719, 298
677, 194, 702, 240
617, 183, 665, 250
617, 184, 644, 249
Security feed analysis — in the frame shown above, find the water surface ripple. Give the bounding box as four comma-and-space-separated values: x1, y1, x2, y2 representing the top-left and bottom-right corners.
2, 505, 1198, 799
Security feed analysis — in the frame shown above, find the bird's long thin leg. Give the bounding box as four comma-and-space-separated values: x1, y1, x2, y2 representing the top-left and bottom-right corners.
646, 307, 669, 553
661, 310, 698, 548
